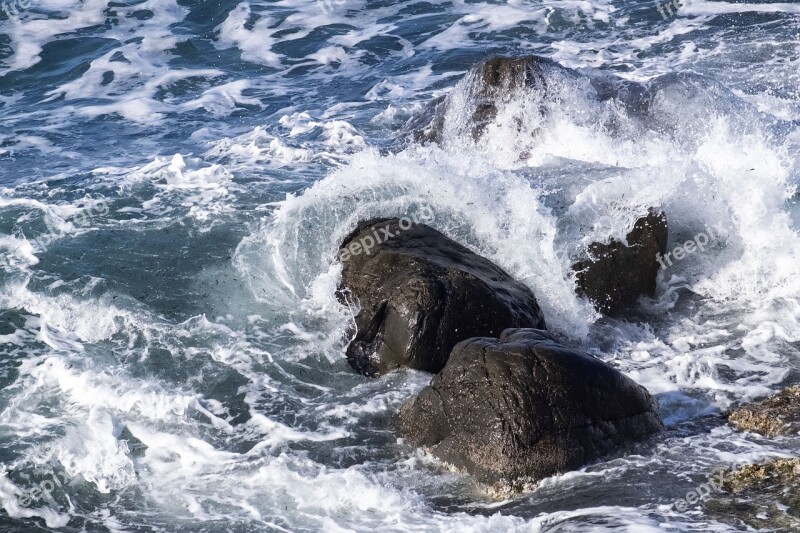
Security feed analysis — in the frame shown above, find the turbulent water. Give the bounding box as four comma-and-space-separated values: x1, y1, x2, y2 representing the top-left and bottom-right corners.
1, 0, 800, 531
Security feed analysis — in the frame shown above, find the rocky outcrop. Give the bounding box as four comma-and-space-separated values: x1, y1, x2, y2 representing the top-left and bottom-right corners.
572, 209, 668, 314
396, 328, 663, 492
728, 386, 800, 436
720, 458, 800, 494
460, 56, 552, 140
400, 55, 651, 147
705, 458, 800, 530
337, 219, 546, 377
400, 55, 557, 144
704, 388, 800, 528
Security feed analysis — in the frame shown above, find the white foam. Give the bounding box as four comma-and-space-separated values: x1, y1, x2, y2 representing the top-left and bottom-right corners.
684, 0, 800, 16
0, 235, 39, 272
34, 0, 248, 125
215, 2, 282, 67
234, 145, 596, 339
92, 153, 235, 223
0, 0, 108, 73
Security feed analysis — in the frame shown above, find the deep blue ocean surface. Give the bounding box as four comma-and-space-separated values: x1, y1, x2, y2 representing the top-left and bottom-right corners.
2, 0, 800, 530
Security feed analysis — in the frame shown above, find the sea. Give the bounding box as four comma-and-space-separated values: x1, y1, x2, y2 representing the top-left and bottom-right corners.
1, 0, 800, 530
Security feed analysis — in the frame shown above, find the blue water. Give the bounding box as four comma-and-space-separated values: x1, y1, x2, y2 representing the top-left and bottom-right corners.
2, 0, 800, 531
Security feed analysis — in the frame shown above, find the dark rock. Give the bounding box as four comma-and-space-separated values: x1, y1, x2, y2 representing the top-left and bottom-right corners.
400, 55, 557, 144
399, 55, 651, 148
396, 329, 663, 492
728, 386, 800, 436
337, 218, 546, 377
705, 458, 800, 530
464, 56, 552, 139
572, 209, 668, 314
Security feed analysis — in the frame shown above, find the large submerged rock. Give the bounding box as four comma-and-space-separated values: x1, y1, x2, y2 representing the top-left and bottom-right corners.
396, 329, 663, 492
337, 218, 546, 377
401, 55, 649, 146
402, 55, 555, 144
728, 386, 800, 436
572, 209, 668, 314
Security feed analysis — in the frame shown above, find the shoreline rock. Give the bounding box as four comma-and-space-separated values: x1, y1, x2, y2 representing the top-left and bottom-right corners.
728, 386, 800, 436
337, 218, 546, 376
704, 387, 800, 528
401, 55, 671, 315
706, 458, 800, 530
396, 328, 663, 492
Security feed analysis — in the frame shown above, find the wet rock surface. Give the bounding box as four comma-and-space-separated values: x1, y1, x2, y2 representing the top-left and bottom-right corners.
462, 56, 552, 140
401, 95, 447, 145
704, 387, 800, 528
396, 328, 663, 492
400, 55, 557, 144
337, 218, 546, 377
400, 55, 651, 148
572, 209, 668, 314
706, 458, 800, 530
729, 386, 800, 436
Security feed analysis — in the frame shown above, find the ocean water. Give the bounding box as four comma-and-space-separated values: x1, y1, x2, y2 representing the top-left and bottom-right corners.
1, 0, 800, 530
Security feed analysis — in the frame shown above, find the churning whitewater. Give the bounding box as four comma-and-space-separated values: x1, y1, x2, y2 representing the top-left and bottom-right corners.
1, 0, 800, 531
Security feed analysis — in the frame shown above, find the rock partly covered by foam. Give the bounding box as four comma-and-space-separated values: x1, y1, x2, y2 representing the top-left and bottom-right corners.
401, 55, 556, 144
337, 219, 546, 377
728, 386, 800, 436
396, 329, 663, 492
572, 209, 668, 314
705, 458, 800, 530
705, 387, 800, 528
400, 55, 649, 147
